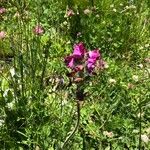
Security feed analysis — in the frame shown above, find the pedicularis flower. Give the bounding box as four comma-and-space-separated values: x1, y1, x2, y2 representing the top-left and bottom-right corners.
64, 42, 106, 76
73, 42, 86, 58
64, 55, 75, 68
87, 50, 100, 72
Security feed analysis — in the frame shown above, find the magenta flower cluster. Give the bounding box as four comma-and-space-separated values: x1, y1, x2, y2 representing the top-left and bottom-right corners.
65, 42, 104, 74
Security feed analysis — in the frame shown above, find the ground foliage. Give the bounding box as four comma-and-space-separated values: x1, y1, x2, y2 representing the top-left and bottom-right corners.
0, 0, 150, 149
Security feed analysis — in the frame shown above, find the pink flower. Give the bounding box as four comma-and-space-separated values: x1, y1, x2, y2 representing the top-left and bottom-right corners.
64, 55, 75, 68
87, 50, 101, 72
99, 59, 108, 69
0, 7, 6, 14
64, 43, 105, 75
88, 50, 100, 59
64, 42, 86, 70
66, 9, 75, 17
87, 62, 96, 71
87, 58, 97, 72
0, 31, 6, 39
33, 25, 44, 35
73, 42, 86, 58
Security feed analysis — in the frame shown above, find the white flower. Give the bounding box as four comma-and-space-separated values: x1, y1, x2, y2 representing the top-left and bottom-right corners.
125, 6, 129, 9
132, 129, 139, 133
145, 44, 149, 48
103, 131, 114, 138
63, 21, 67, 25
130, 5, 136, 9
84, 9, 91, 15
0, 119, 4, 126
109, 78, 116, 84
96, 14, 99, 18
139, 46, 144, 50
141, 134, 149, 143
104, 62, 109, 69
132, 75, 138, 82
113, 8, 117, 12
7, 101, 15, 109
110, 4, 114, 8
10, 68, 15, 77
138, 64, 143, 69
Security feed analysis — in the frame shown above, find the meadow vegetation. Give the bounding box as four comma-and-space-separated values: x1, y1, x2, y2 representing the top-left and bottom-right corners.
0, 0, 150, 149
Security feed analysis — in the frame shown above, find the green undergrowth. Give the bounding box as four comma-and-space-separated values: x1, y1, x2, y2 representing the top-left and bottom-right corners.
0, 0, 150, 149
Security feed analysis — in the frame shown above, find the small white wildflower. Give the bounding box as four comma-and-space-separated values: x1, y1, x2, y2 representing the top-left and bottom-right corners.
96, 14, 99, 18
138, 64, 143, 69
139, 46, 144, 50
7, 101, 15, 109
10, 68, 15, 77
125, 6, 129, 9
103, 131, 114, 138
84, 9, 91, 15
137, 112, 144, 118
104, 63, 109, 69
130, 5, 136, 9
141, 134, 149, 143
109, 78, 116, 84
66, 41, 71, 44
14, 12, 20, 18
0, 119, 4, 126
113, 8, 117, 12
63, 21, 67, 25
3, 89, 10, 97
132, 129, 139, 133
132, 75, 139, 82
118, 136, 123, 140
122, 55, 126, 58
145, 44, 149, 48
110, 4, 114, 8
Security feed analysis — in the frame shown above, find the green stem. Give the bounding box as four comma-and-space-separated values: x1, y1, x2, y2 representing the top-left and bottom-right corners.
138, 98, 142, 150
61, 100, 80, 149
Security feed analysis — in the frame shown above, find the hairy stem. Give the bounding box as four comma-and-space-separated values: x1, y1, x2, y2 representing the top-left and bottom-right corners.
61, 100, 80, 149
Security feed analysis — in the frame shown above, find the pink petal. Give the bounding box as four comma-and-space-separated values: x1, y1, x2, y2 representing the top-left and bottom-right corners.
88, 49, 100, 59
0, 31, 6, 39
73, 42, 86, 58
0, 8, 6, 14
33, 25, 44, 35
64, 55, 75, 68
